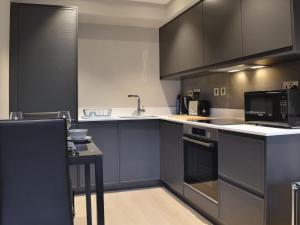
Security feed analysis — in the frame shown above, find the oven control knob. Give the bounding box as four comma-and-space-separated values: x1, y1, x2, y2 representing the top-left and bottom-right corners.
206, 132, 211, 138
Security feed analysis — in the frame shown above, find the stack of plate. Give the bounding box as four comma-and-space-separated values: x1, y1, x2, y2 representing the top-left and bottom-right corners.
68, 129, 92, 143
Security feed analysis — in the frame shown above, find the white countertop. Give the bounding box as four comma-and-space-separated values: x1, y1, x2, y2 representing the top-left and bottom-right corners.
79, 115, 300, 137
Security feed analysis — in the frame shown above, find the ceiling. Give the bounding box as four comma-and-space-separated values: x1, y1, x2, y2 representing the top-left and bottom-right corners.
127, 0, 172, 5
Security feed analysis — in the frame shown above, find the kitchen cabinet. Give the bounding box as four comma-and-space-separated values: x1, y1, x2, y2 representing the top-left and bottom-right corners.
78, 122, 119, 191
159, 0, 300, 79
219, 132, 265, 195
69, 166, 78, 191
10, 3, 78, 120
119, 121, 160, 182
76, 120, 160, 192
241, 0, 293, 56
218, 130, 300, 225
219, 180, 264, 225
183, 184, 219, 219
160, 121, 184, 195
159, 2, 204, 77
203, 0, 242, 65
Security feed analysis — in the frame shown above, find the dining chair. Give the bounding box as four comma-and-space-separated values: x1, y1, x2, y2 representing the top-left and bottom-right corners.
22, 111, 60, 119
0, 119, 74, 225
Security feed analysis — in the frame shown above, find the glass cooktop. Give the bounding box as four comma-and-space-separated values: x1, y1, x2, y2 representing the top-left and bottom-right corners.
188, 118, 245, 126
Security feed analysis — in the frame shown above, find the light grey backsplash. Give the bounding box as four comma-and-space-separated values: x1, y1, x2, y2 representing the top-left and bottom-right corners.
181, 60, 300, 109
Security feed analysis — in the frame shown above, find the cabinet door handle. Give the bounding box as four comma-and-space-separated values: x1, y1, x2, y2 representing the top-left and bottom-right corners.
182, 137, 214, 148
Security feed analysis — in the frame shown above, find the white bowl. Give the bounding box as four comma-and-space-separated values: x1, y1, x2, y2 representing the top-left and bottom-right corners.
69, 129, 88, 140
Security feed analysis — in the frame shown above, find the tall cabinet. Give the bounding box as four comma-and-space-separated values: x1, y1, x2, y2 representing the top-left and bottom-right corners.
10, 3, 78, 120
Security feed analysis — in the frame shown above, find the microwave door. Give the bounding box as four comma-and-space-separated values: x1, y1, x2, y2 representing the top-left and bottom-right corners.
245, 95, 272, 120
245, 92, 282, 122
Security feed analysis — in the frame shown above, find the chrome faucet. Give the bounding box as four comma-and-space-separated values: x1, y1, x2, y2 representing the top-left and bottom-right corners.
128, 95, 145, 115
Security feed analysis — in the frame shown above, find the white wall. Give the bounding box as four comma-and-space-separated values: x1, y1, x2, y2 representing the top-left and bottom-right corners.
78, 23, 180, 108
14, 0, 166, 28
165, 0, 199, 21
0, 0, 10, 119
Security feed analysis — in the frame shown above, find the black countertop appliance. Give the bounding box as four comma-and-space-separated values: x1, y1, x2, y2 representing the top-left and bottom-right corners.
198, 100, 210, 117
244, 89, 300, 128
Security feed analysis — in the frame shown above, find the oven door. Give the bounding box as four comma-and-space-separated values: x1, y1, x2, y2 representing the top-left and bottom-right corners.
244, 91, 286, 123
183, 135, 218, 203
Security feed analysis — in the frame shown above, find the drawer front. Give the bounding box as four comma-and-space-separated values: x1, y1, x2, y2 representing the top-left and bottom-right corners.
219, 132, 265, 194
183, 184, 219, 219
220, 180, 264, 225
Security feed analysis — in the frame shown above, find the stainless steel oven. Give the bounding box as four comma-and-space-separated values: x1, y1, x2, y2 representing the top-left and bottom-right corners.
183, 124, 219, 203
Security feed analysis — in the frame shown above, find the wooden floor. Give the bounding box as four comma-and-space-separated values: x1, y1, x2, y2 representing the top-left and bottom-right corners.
74, 187, 212, 225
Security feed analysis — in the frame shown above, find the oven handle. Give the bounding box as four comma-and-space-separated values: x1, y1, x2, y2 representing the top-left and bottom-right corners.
182, 137, 214, 148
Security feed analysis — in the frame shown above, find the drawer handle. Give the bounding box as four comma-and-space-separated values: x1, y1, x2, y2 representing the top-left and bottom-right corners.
182, 137, 214, 148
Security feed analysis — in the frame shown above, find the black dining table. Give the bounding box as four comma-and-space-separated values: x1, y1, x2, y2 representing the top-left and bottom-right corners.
67, 141, 104, 225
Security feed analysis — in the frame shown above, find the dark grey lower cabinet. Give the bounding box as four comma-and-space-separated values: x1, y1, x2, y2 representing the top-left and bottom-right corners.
78, 122, 119, 191
78, 164, 96, 192
219, 180, 264, 225
219, 132, 265, 195
69, 165, 78, 191
119, 120, 160, 181
183, 184, 219, 219
160, 121, 184, 195
75, 120, 160, 192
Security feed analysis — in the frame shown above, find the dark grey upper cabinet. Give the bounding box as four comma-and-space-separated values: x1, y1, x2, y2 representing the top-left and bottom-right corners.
159, 0, 300, 79
159, 14, 182, 76
119, 120, 160, 182
159, 2, 204, 77
10, 3, 78, 119
241, 0, 293, 56
160, 121, 184, 195
203, 0, 242, 65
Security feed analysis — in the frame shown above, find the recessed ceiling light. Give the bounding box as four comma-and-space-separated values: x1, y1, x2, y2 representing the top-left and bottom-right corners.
250, 65, 266, 69
211, 64, 267, 73
228, 69, 241, 73
127, 0, 172, 4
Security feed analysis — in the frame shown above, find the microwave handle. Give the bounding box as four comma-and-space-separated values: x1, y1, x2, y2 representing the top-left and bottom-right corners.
182, 137, 214, 148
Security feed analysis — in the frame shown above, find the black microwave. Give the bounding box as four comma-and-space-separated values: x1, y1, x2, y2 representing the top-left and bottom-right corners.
244, 89, 300, 128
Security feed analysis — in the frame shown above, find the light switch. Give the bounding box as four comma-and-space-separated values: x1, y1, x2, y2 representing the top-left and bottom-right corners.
221, 87, 226, 96
214, 88, 219, 96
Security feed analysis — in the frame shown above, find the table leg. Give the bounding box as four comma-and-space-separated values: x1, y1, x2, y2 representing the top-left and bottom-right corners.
85, 164, 92, 225
95, 156, 105, 225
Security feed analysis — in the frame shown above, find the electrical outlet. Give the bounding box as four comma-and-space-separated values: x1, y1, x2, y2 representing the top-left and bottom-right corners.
221, 87, 226, 96
214, 88, 219, 96
283, 81, 299, 89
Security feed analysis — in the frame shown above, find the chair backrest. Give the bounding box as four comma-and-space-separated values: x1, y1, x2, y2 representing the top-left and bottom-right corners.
0, 119, 73, 225
22, 112, 60, 120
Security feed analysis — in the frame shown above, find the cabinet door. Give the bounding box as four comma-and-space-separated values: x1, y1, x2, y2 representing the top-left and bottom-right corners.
160, 2, 204, 77
203, 0, 242, 65
219, 132, 265, 195
10, 3, 78, 119
220, 180, 264, 225
69, 165, 78, 191
79, 122, 119, 185
160, 15, 182, 77
160, 121, 183, 195
241, 0, 293, 56
119, 121, 160, 181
